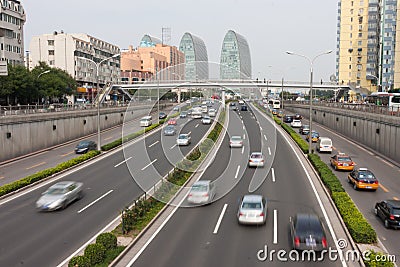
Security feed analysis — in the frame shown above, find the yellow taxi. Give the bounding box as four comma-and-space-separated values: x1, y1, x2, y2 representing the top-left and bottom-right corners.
271, 109, 278, 115
306, 131, 320, 142
277, 110, 284, 118
330, 152, 356, 171
347, 168, 379, 191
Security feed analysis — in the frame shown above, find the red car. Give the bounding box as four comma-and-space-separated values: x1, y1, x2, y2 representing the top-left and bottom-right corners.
168, 118, 177, 125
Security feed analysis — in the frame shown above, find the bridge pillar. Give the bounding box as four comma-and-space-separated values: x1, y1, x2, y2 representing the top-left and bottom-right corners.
177, 88, 181, 103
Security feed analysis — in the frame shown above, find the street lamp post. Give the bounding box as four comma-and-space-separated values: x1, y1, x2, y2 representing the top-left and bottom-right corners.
78, 53, 119, 151
172, 72, 183, 104
286, 50, 333, 154
37, 70, 51, 105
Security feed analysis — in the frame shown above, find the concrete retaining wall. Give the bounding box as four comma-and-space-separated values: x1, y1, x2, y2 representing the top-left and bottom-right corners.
285, 104, 400, 164
0, 105, 156, 162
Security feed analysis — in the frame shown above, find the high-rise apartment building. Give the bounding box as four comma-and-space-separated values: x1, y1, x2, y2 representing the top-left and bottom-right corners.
29, 32, 120, 88
0, 0, 25, 66
336, 0, 400, 92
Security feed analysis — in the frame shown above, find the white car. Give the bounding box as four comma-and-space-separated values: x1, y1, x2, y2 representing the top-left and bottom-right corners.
202, 115, 212, 124
208, 108, 216, 117
177, 134, 191, 146
291, 119, 302, 128
248, 152, 265, 167
187, 180, 216, 205
237, 195, 268, 225
229, 136, 243, 148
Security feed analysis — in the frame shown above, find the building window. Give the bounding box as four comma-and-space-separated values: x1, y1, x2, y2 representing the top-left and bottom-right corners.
48, 40, 54, 46
49, 60, 54, 65
48, 50, 54, 55
349, 65, 352, 69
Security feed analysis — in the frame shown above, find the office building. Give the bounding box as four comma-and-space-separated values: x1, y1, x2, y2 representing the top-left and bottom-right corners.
179, 32, 209, 80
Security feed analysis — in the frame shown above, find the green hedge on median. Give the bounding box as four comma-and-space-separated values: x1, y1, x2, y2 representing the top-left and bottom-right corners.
0, 150, 100, 197
332, 192, 377, 244
364, 250, 395, 267
308, 154, 345, 193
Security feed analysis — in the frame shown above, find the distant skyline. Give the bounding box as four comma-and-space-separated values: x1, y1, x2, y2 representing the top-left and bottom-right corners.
21, 0, 338, 83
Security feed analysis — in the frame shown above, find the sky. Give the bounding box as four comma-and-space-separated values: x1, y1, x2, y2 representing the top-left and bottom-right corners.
21, 0, 339, 83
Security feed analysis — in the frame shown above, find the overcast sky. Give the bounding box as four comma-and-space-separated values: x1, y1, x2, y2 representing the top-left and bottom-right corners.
21, 0, 339, 82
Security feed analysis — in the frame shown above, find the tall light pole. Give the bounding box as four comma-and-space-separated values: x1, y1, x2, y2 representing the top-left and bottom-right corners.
78, 53, 120, 151
286, 50, 333, 154
172, 72, 183, 104
37, 70, 51, 104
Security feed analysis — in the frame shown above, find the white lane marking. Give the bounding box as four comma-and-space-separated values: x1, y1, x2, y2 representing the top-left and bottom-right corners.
141, 159, 157, 171
188, 131, 192, 135
213, 204, 228, 234
235, 165, 241, 179
260, 126, 263, 130
273, 209, 278, 244
243, 125, 245, 130
268, 147, 271, 156
378, 157, 395, 168
243, 134, 246, 140
264, 134, 267, 141
241, 145, 245, 154
195, 124, 199, 128
148, 140, 159, 148
271, 167, 276, 182
114, 157, 132, 168
77, 190, 113, 213
170, 144, 177, 149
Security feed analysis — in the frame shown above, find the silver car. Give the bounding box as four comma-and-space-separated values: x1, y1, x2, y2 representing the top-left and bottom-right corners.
202, 115, 212, 124
177, 133, 191, 146
187, 180, 216, 205
248, 152, 265, 167
229, 136, 243, 148
237, 195, 268, 225
36, 181, 83, 211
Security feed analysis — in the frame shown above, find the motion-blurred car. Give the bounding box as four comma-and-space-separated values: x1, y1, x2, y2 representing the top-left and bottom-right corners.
289, 213, 328, 251
159, 112, 167, 119
187, 180, 216, 205
248, 152, 265, 167
168, 118, 177, 125
374, 200, 400, 229
291, 119, 302, 128
201, 115, 212, 124
180, 111, 188, 118
187, 109, 192, 115
163, 125, 176, 136
36, 181, 83, 211
237, 195, 267, 225
229, 102, 236, 107
299, 125, 310, 135
330, 152, 356, 171
241, 105, 248, 111
177, 134, 191, 146
347, 167, 379, 191
74, 140, 97, 154
229, 136, 243, 148
306, 131, 320, 142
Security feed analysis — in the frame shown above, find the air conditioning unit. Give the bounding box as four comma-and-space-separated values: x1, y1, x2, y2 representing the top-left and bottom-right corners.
18, 25, 21, 30
18, 39, 21, 44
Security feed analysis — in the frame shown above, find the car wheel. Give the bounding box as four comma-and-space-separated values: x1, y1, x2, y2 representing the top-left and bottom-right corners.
347, 177, 351, 183
61, 200, 68, 210
77, 192, 83, 200
374, 208, 378, 216
353, 183, 358, 190
334, 165, 337, 171
384, 219, 390, 229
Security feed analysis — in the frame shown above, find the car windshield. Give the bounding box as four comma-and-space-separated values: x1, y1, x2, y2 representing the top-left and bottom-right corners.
165, 126, 174, 130
178, 135, 187, 139
321, 140, 331, 145
191, 184, 208, 192
231, 136, 242, 141
46, 188, 66, 195
78, 141, 89, 146
392, 208, 400, 216
242, 202, 262, 209
296, 217, 324, 236
303, 125, 310, 129
358, 171, 375, 179
338, 157, 351, 162
251, 154, 263, 159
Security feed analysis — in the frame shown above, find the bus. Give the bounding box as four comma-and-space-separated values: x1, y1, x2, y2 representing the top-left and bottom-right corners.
268, 99, 281, 109
365, 92, 400, 111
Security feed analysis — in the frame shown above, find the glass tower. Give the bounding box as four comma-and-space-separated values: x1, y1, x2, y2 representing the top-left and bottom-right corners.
140, 34, 162, 47
220, 30, 252, 79
179, 32, 209, 80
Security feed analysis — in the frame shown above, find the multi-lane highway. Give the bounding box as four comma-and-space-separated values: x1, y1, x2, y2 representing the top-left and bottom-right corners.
291, 112, 400, 260
0, 103, 217, 267
124, 104, 350, 267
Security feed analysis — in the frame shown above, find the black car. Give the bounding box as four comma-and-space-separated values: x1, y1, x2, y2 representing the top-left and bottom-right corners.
75, 140, 97, 154
295, 114, 303, 120
289, 213, 328, 251
159, 112, 167, 119
299, 125, 310, 135
241, 105, 248, 111
283, 115, 294, 123
374, 200, 400, 229
229, 102, 236, 107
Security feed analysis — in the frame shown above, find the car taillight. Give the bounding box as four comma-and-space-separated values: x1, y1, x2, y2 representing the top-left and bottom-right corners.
259, 212, 264, 217
351, 162, 355, 166
188, 194, 192, 197
338, 162, 343, 166
203, 193, 209, 197
294, 236, 300, 247
390, 214, 395, 220
374, 181, 379, 184
322, 237, 328, 248
239, 212, 244, 217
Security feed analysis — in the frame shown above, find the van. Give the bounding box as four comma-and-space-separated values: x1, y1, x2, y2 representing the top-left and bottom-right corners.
316, 137, 332, 153
140, 116, 152, 127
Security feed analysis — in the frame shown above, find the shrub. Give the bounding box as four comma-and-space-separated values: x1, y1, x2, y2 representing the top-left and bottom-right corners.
68, 255, 90, 267
308, 154, 345, 193
84, 243, 106, 265
332, 192, 377, 244
364, 250, 395, 267
96, 232, 117, 250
